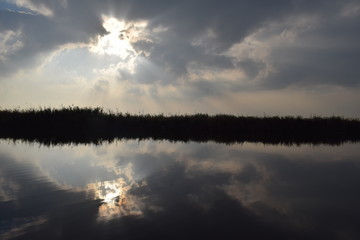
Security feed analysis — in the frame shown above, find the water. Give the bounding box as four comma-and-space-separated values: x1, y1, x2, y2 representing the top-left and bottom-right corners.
1, 140, 360, 240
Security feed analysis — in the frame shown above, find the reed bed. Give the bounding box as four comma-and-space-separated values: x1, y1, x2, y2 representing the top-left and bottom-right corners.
1, 107, 359, 145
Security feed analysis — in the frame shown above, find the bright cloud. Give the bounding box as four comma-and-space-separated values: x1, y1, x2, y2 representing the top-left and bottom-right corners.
0, 29, 23, 61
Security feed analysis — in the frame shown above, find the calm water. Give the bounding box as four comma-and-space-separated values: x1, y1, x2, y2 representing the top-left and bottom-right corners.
1, 140, 360, 240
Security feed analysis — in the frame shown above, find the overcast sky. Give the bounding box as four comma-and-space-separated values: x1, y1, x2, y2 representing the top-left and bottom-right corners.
1, 0, 360, 116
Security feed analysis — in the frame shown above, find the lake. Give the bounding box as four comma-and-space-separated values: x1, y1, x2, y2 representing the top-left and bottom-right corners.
1, 140, 360, 240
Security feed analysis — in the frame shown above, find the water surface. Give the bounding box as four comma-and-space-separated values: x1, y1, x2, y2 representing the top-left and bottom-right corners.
1, 140, 360, 240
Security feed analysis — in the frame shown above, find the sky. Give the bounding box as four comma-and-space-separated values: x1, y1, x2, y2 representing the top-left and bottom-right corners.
0, 0, 360, 116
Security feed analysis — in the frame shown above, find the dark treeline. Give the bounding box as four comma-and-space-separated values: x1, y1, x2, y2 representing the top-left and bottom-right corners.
0, 107, 360, 145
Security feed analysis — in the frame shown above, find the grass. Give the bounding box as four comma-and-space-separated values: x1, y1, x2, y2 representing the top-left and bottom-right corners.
0, 107, 360, 145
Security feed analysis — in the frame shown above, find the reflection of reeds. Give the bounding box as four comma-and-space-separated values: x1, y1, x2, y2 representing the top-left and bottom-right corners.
0, 107, 359, 145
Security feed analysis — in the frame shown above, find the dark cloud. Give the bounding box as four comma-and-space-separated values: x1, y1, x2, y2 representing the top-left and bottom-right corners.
186, 80, 227, 99
263, 11, 360, 88
121, 0, 291, 81
237, 59, 266, 80
116, 0, 360, 89
264, 48, 360, 88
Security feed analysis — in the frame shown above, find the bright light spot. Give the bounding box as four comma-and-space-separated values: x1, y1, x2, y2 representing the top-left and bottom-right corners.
90, 16, 149, 73
91, 18, 133, 58
101, 181, 123, 203
90, 17, 147, 58
87, 178, 142, 221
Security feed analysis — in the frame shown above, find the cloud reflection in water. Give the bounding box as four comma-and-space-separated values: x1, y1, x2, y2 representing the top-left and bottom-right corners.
1, 140, 360, 239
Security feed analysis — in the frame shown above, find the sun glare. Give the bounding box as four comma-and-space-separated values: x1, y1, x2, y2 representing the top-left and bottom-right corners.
90, 17, 147, 60
89, 16, 149, 75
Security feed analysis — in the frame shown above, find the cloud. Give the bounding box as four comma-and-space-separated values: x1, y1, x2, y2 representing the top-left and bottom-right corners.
0, 0, 106, 76
261, 12, 360, 88
1, 0, 359, 81
120, 0, 360, 90
0, 29, 23, 60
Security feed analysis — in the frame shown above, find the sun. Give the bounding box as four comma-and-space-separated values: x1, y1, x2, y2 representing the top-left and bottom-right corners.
90, 17, 133, 59
90, 16, 148, 60
89, 16, 149, 75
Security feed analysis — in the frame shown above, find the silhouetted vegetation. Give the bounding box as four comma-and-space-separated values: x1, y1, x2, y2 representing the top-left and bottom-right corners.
0, 107, 360, 145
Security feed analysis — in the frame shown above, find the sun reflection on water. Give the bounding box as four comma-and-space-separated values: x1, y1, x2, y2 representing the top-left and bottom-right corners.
87, 178, 142, 221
